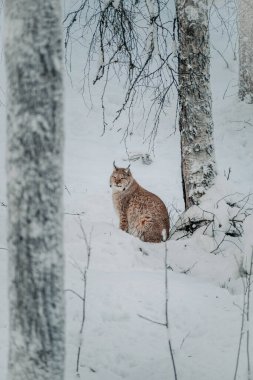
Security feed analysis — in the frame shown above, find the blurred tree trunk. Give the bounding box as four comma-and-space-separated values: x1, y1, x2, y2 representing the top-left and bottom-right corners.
238, 0, 253, 103
176, 0, 216, 209
5, 1, 65, 379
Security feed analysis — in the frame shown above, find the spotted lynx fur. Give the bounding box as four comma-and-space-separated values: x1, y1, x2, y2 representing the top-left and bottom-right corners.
110, 163, 170, 243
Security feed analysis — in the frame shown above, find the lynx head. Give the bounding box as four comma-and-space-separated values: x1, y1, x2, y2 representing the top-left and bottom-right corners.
110, 161, 133, 192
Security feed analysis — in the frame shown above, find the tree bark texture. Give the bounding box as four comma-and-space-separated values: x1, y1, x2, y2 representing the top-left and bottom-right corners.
238, 0, 253, 103
176, 0, 216, 209
5, 1, 65, 380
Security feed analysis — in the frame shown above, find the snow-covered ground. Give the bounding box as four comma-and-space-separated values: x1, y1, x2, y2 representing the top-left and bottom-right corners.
0, 1, 253, 379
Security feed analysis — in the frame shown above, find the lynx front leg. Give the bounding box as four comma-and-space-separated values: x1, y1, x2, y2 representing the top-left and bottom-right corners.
119, 214, 128, 232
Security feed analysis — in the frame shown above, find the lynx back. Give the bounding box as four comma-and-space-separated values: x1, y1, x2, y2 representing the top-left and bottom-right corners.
110, 163, 170, 243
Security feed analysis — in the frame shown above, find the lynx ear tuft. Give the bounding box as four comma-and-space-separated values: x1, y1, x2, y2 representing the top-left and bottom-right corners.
125, 163, 131, 175
113, 161, 119, 170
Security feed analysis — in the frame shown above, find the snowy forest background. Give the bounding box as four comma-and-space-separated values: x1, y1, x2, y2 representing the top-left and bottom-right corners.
0, 0, 253, 379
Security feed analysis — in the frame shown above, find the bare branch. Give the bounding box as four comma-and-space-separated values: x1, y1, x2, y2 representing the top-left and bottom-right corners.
64, 0, 177, 146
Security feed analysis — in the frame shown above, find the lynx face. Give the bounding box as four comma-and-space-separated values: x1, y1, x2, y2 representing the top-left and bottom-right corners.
110, 167, 133, 192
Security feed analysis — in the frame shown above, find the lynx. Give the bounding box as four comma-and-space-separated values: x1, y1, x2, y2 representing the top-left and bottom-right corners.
110, 162, 170, 243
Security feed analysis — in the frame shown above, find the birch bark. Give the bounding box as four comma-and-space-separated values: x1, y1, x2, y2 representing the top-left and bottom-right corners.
238, 0, 253, 103
176, 0, 216, 209
5, 1, 65, 379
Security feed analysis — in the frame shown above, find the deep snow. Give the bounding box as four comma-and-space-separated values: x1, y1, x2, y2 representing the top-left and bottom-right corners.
1, 1, 253, 379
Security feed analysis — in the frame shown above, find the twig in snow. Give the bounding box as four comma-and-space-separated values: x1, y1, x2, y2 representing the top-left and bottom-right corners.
75, 217, 93, 377
224, 167, 231, 180
65, 184, 71, 196
233, 302, 246, 315
138, 247, 149, 256
230, 120, 253, 131
233, 277, 248, 380
233, 249, 253, 380
223, 80, 232, 99
180, 332, 191, 350
137, 314, 166, 327
65, 289, 84, 301
65, 211, 85, 216
246, 248, 253, 380
137, 242, 178, 380
180, 261, 198, 275
164, 241, 178, 380
210, 226, 233, 254
69, 257, 85, 277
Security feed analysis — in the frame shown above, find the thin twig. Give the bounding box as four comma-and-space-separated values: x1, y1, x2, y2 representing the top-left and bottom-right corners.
137, 242, 178, 379
76, 217, 93, 376
180, 332, 191, 350
65, 212, 85, 216
65, 289, 84, 301
233, 252, 248, 380
138, 314, 166, 326
246, 248, 253, 380
165, 241, 178, 380
65, 185, 71, 195
211, 43, 229, 68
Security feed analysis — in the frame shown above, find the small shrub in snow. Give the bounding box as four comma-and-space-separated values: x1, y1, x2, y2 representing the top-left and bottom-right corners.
168, 177, 253, 285
171, 181, 252, 252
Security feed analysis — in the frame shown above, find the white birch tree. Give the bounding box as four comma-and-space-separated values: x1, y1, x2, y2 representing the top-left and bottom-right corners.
176, 0, 216, 209
5, 1, 65, 379
238, 0, 253, 103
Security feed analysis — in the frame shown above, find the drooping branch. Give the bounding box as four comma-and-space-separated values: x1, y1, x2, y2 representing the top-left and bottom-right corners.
64, 0, 177, 143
